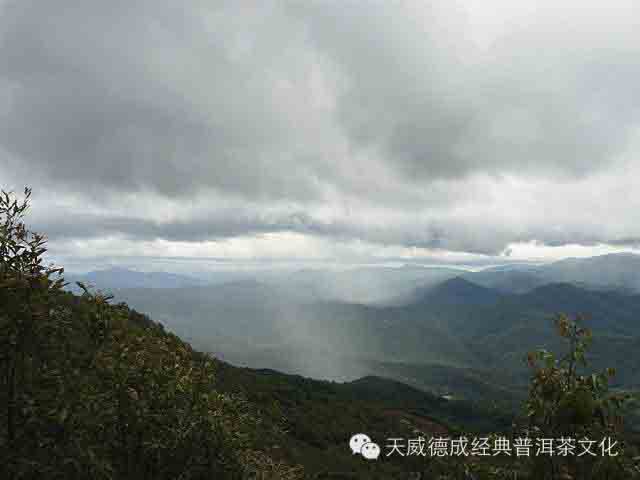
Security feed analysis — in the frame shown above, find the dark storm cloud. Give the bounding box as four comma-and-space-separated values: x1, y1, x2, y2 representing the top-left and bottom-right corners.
29, 205, 530, 256
0, 0, 326, 200
33, 209, 322, 243
1, 0, 640, 257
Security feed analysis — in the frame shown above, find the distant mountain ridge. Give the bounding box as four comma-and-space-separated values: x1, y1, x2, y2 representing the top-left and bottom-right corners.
413, 277, 504, 306
67, 252, 640, 299
539, 252, 640, 292
464, 252, 640, 294
65, 267, 206, 292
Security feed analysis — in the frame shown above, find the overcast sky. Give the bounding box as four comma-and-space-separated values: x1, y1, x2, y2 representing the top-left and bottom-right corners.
1, 0, 640, 271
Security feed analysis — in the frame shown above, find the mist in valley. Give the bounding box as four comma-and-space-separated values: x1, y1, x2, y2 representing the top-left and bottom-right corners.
78, 253, 640, 402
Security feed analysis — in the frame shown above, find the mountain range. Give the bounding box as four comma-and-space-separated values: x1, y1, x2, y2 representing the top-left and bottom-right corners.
65, 267, 206, 292
78, 253, 640, 411
70, 252, 640, 298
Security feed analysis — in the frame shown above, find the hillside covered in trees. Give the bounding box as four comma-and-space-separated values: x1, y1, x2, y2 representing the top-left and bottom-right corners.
1, 188, 639, 479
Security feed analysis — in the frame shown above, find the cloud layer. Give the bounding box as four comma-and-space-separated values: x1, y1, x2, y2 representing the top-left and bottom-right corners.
1, 0, 640, 263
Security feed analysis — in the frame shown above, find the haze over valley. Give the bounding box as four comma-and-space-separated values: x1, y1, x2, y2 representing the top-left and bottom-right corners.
69, 253, 640, 408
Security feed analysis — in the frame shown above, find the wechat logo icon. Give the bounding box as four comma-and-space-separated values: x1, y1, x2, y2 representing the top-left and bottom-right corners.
349, 433, 380, 460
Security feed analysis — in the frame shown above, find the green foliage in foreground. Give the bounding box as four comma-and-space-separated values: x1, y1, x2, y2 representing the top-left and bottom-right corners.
520, 314, 638, 479
0, 189, 301, 479
1, 187, 639, 479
